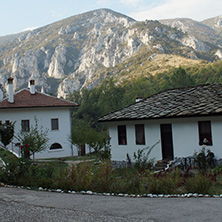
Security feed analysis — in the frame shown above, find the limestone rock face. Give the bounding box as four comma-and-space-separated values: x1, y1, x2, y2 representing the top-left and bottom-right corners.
57, 73, 86, 98
216, 17, 222, 28
48, 45, 67, 78
215, 49, 222, 59
0, 9, 221, 98
181, 36, 211, 52
6, 48, 49, 91
161, 17, 222, 48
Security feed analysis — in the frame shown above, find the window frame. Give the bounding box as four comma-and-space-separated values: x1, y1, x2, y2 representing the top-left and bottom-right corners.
198, 121, 212, 146
50, 143, 63, 150
21, 120, 30, 132
135, 124, 145, 145
118, 125, 127, 145
51, 118, 59, 131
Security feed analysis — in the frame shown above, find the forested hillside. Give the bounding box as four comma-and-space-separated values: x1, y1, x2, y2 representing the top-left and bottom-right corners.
68, 60, 222, 150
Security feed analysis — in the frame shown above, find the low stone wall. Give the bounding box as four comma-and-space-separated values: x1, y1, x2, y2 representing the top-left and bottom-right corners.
112, 160, 131, 169
112, 157, 222, 171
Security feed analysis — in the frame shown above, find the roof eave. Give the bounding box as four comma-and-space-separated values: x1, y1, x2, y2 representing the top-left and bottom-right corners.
98, 112, 222, 123
0, 105, 78, 110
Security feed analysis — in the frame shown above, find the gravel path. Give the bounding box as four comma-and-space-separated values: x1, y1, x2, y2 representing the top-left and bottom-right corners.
1, 187, 222, 222
0, 200, 149, 222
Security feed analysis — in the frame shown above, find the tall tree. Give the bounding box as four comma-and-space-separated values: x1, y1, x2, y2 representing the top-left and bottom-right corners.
170, 67, 195, 88
0, 121, 15, 149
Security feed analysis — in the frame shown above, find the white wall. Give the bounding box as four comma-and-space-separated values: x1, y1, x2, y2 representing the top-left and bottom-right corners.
109, 120, 162, 162
172, 117, 222, 159
0, 107, 78, 159
108, 116, 222, 162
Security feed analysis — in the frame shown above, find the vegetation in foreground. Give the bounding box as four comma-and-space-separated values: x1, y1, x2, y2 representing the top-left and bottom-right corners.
1, 148, 222, 196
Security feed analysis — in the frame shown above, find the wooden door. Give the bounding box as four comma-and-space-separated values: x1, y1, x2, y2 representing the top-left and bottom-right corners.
160, 124, 174, 160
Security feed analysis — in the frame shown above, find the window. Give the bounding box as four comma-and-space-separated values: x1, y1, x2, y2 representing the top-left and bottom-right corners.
135, 124, 145, 145
198, 121, 212, 145
51, 118, 59, 130
118, 125, 127, 145
50, 143, 62, 150
21, 120, 30, 132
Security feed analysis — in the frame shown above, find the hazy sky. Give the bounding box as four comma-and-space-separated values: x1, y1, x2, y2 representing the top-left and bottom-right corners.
1, 0, 222, 36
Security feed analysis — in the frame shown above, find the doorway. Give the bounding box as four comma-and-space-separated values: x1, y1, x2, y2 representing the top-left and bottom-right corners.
160, 124, 174, 160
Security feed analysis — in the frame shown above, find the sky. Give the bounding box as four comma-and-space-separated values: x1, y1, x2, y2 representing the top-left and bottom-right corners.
0, 0, 222, 37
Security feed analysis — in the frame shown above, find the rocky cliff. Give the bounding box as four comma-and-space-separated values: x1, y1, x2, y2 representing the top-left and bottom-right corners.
0, 9, 221, 98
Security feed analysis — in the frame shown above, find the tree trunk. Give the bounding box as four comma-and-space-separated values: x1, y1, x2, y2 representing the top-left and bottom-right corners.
81, 144, 86, 156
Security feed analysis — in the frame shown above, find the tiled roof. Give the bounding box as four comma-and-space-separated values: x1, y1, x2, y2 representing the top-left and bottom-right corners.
99, 84, 222, 122
0, 89, 78, 109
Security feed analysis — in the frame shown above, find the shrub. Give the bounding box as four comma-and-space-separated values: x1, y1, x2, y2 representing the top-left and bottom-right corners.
0, 159, 30, 185
133, 141, 159, 172
143, 168, 183, 194
1, 155, 221, 195
56, 168, 74, 191
18, 118, 49, 161
0, 121, 15, 148
91, 161, 115, 192
184, 174, 213, 194
148, 177, 176, 194
194, 147, 215, 171
97, 144, 111, 160
55, 162, 95, 191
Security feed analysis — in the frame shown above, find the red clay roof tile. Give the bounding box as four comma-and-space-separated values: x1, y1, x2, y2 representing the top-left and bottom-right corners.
0, 89, 78, 109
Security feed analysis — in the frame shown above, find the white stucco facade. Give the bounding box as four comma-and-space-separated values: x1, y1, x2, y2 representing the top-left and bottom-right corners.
0, 107, 78, 159
108, 116, 222, 162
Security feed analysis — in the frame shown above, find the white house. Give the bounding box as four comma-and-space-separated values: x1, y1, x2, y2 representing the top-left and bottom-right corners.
99, 84, 222, 162
0, 78, 78, 159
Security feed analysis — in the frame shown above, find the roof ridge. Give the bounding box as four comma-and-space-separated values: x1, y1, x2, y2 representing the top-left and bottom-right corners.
99, 83, 222, 122
0, 88, 78, 109
33, 90, 78, 106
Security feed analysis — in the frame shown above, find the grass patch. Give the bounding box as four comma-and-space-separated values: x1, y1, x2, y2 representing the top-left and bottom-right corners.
38, 153, 96, 162
208, 174, 222, 195
0, 148, 18, 163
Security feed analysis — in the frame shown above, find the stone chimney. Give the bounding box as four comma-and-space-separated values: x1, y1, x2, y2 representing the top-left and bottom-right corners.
8, 77, 14, 103
135, 97, 143, 102
30, 80, 35, 94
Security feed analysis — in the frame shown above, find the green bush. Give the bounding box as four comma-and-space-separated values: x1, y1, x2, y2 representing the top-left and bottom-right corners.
1, 154, 222, 195
147, 177, 176, 194
184, 174, 213, 194
0, 159, 30, 185
55, 162, 95, 191
91, 161, 114, 192
143, 169, 182, 194
56, 168, 74, 191
133, 142, 159, 172
194, 147, 215, 171
0, 156, 63, 189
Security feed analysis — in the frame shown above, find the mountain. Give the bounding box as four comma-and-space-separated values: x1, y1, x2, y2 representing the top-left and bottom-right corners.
0, 31, 29, 45
0, 9, 221, 98
160, 17, 222, 48
202, 16, 222, 37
